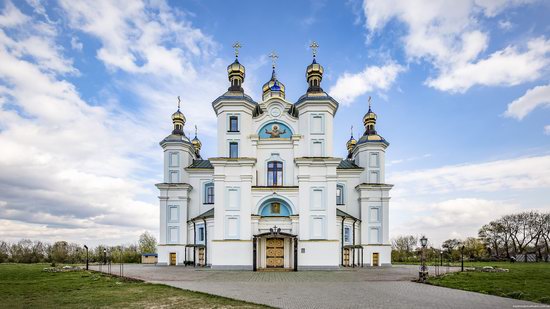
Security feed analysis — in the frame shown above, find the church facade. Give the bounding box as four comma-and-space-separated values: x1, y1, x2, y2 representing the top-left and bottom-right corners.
156, 45, 392, 270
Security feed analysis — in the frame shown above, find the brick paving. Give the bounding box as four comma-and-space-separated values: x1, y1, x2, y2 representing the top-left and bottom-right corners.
92, 264, 539, 309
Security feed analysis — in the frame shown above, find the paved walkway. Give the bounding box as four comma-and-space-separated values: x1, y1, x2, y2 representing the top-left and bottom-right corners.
92, 264, 539, 309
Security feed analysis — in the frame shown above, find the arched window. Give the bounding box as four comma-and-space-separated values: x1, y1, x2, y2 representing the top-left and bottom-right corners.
204, 182, 214, 204
267, 161, 283, 186
336, 184, 345, 205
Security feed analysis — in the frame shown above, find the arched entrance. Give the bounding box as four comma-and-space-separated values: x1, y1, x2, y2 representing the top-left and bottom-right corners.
253, 197, 298, 271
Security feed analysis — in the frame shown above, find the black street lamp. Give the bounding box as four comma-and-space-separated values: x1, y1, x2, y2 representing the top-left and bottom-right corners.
460, 245, 465, 272
419, 236, 428, 282
103, 248, 107, 265
83, 245, 89, 270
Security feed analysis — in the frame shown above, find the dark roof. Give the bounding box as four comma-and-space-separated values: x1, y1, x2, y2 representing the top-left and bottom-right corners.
337, 209, 360, 221
188, 159, 213, 169
337, 159, 362, 169
189, 208, 214, 221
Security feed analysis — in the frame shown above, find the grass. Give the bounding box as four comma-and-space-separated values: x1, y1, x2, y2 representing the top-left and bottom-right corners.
423, 262, 550, 304
0, 264, 270, 308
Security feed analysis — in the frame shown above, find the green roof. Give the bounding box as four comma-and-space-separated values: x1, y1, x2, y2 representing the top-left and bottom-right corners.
188, 160, 213, 169
337, 159, 362, 169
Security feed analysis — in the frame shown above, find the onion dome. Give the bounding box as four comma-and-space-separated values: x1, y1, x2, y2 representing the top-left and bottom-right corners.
171, 97, 186, 135
363, 97, 377, 135
346, 132, 357, 152
306, 58, 324, 93
227, 59, 245, 92
227, 42, 245, 92
262, 68, 286, 100
191, 125, 202, 157
306, 41, 324, 93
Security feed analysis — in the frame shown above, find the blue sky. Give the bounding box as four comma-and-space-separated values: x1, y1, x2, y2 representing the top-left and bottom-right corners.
0, 0, 549, 247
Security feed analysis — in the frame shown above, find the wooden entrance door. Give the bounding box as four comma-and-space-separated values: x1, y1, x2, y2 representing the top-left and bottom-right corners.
198, 248, 205, 266
372, 252, 379, 266
169, 252, 176, 266
266, 238, 284, 268
343, 248, 350, 266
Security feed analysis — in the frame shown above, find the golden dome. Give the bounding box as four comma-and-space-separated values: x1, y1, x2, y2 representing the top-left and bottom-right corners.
192, 136, 202, 151
362, 108, 376, 126
262, 69, 286, 99
306, 59, 324, 78
227, 59, 245, 77
346, 135, 357, 152
172, 109, 186, 124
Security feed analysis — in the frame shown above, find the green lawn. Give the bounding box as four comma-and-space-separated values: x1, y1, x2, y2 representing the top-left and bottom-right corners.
424, 262, 550, 304
0, 264, 270, 308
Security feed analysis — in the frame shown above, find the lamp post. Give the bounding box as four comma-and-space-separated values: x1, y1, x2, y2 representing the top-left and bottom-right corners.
103, 248, 107, 265
419, 236, 428, 282
460, 245, 465, 272
83, 245, 89, 270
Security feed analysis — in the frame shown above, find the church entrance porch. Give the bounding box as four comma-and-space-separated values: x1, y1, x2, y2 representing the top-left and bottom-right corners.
253, 228, 298, 271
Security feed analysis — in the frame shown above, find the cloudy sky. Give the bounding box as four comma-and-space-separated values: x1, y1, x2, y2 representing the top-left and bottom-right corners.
0, 0, 549, 247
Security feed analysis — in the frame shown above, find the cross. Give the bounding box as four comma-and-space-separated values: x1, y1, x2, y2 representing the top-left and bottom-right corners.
232, 41, 242, 58
269, 51, 278, 69
177, 96, 181, 110
368, 96, 372, 110
310, 41, 319, 58
350, 125, 353, 137
194, 125, 198, 137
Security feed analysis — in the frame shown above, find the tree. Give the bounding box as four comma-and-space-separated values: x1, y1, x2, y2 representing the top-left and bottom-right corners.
391, 235, 417, 262
50, 241, 69, 263
139, 232, 157, 254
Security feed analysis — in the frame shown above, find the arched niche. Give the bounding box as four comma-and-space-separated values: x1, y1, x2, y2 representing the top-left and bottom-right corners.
259, 199, 293, 217
259, 121, 293, 139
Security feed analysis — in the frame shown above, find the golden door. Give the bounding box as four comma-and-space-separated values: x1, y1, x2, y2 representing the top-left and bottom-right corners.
343, 248, 350, 266
169, 252, 176, 266
198, 248, 205, 266
266, 238, 284, 268
372, 252, 379, 266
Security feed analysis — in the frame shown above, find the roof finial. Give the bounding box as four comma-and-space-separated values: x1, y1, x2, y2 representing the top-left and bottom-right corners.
232, 41, 242, 58
194, 125, 198, 137
177, 96, 181, 110
310, 41, 319, 58
368, 96, 372, 111
269, 51, 279, 69
350, 125, 354, 138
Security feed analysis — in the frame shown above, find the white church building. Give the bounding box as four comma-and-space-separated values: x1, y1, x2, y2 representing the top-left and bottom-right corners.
156, 44, 392, 270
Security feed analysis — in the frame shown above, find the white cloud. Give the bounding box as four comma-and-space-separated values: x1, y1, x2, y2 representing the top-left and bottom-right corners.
362, 0, 547, 93
545, 125, 550, 135
504, 83, 550, 120
429, 38, 550, 92
498, 19, 513, 30
0, 0, 227, 245
389, 155, 550, 195
70, 36, 83, 51
329, 63, 403, 105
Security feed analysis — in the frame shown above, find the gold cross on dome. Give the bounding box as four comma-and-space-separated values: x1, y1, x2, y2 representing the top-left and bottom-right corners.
232, 42, 242, 58
310, 41, 319, 58
177, 96, 181, 110
269, 51, 279, 69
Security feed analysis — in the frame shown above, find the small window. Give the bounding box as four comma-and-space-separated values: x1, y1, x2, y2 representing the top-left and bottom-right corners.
229, 116, 239, 132
204, 183, 214, 204
197, 226, 205, 242
344, 226, 351, 244
336, 184, 345, 205
229, 142, 238, 158
267, 161, 283, 186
